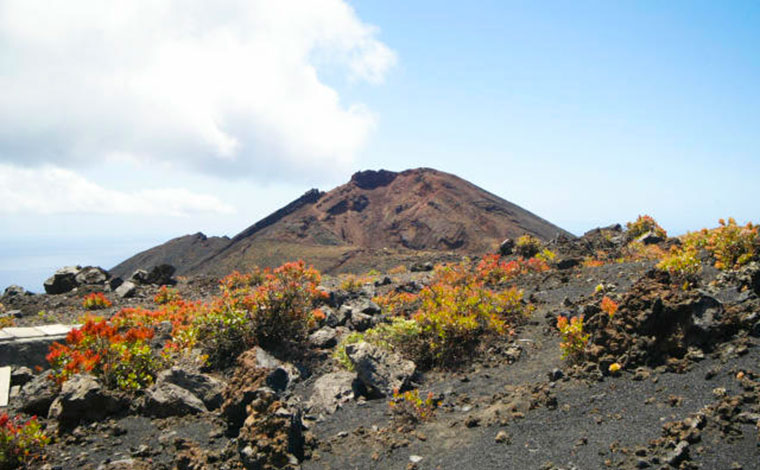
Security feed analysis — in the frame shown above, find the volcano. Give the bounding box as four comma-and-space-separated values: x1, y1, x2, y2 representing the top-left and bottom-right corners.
112, 168, 572, 277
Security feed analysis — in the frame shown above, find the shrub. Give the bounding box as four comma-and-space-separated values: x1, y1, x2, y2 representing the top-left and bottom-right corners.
556, 315, 589, 361
476, 254, 549, 285
389, 388, 437, 424
196, 261, 328, 362
600, 296, 618, 318
625, 215, 667, 241
535, 248, 556, 263
621, 241, 667, 262
704, 218, 758, 270
46, 318, 160, 391
412, 280, 528, 366
0, 413, 48, 469
657, 245, 701, 279
657, 218, 758, 278
338, 274, 367, 293
333, 332, 366, 370
388, 265, 408, 275
515, 234, 542, 258
153, 286, 180, 305
82, 292, 112, 310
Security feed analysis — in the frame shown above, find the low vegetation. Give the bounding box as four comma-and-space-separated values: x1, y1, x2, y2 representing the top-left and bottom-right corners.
81, 292, 112, 310
0, 413, 48, 469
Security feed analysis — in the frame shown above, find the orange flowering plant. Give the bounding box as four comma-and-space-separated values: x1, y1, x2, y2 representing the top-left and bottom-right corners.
82, 292, 112, 310
600, 297, 618, 318
46, 318, 160, 391
0, 413, 49, 468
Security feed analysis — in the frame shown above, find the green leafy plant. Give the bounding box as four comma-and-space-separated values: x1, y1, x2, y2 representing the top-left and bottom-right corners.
515, 234, 542, 258
0, 413, 49, 469
333, 332, 366, 371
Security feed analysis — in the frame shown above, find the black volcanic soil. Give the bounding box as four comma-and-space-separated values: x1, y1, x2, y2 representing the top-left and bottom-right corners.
2, 236, 759, 470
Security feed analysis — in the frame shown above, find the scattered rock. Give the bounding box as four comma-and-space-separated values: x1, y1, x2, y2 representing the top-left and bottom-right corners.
48, 375, 124, 425
345, 341, 416, 397
3, 285, 27, 297
115, 280, 138, 299
495, 430, 511, 443
307, 371, 357, 414
309, 327, 338, 349
142, 382, 208, 418
499, 238, 515, 256
11, 366, 34, 387
74, 266, 109, 285
548, 368, 564, 382
410, 262, 433, 272
19, 373, 58, 416
44, 266, 80, 294
155, 367, 225, 410
145, 264, 176, 286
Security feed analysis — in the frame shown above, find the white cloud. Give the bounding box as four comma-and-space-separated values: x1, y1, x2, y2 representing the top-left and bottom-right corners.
0, 164, 235, 216
0, 0, 395, 179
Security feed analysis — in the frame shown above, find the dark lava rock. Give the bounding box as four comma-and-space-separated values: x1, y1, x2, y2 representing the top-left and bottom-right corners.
556, 258, 582, 270
146, 264, 177, 286
2, 285, 27, 297
155, 366, 225, 410
307, 371, 357, 414
48, 375, 125, 425
345, 341, 416, 397
499, 238, 515, 256
44, 266, 80, 294
142, 382, 208, 417
19, 373, 57, 416
74, 266, 109, 285
115, 280, 138, 298
309, 327, 338, 349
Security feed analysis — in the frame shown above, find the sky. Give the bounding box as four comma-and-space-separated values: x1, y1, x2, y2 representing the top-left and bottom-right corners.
1, 1, 759, 290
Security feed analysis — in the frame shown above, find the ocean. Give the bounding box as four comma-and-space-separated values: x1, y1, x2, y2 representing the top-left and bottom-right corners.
0, 235, 167, 293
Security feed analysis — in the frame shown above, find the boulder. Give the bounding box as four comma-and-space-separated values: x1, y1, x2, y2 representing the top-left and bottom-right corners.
44, 266, 80, 294
410, 262, 433, 272
129, 269, 149, 284
635, 230, 665, 245
499, 238, 515, 256
2, 285, 27, 297
146, 264, 176, 286
74, 266, 109, 285
48, 375, 125, 425
19, 374, 57, 416
115, 280, 138, 298
142, 382, 207, 417
243, 347, 301, 392
348, 312, 375, 332
349, 298, 381, 315
309, 327, 338, 349
11, 367, 34, 387
307, 371, 357, 414
155, 367, 225, 410
345, 342, 416, 397
556, 258, 582, 270
690, 295, 724, 340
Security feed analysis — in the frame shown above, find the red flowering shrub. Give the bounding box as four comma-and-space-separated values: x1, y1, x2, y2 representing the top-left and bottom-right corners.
0, 413, 48, 469
153, 286, 180, 305
476, 254, 549, 285
600, 296, 618, 318
46, 318, 160, 391
82, 292, 112, 310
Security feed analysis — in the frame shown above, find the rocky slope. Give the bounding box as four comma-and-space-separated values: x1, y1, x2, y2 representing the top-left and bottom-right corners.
112, 168, 572, 278
1, 220, 758, 470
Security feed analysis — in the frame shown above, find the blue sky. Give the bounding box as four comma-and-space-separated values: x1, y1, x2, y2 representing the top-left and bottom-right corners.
1, 1, 759, 290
